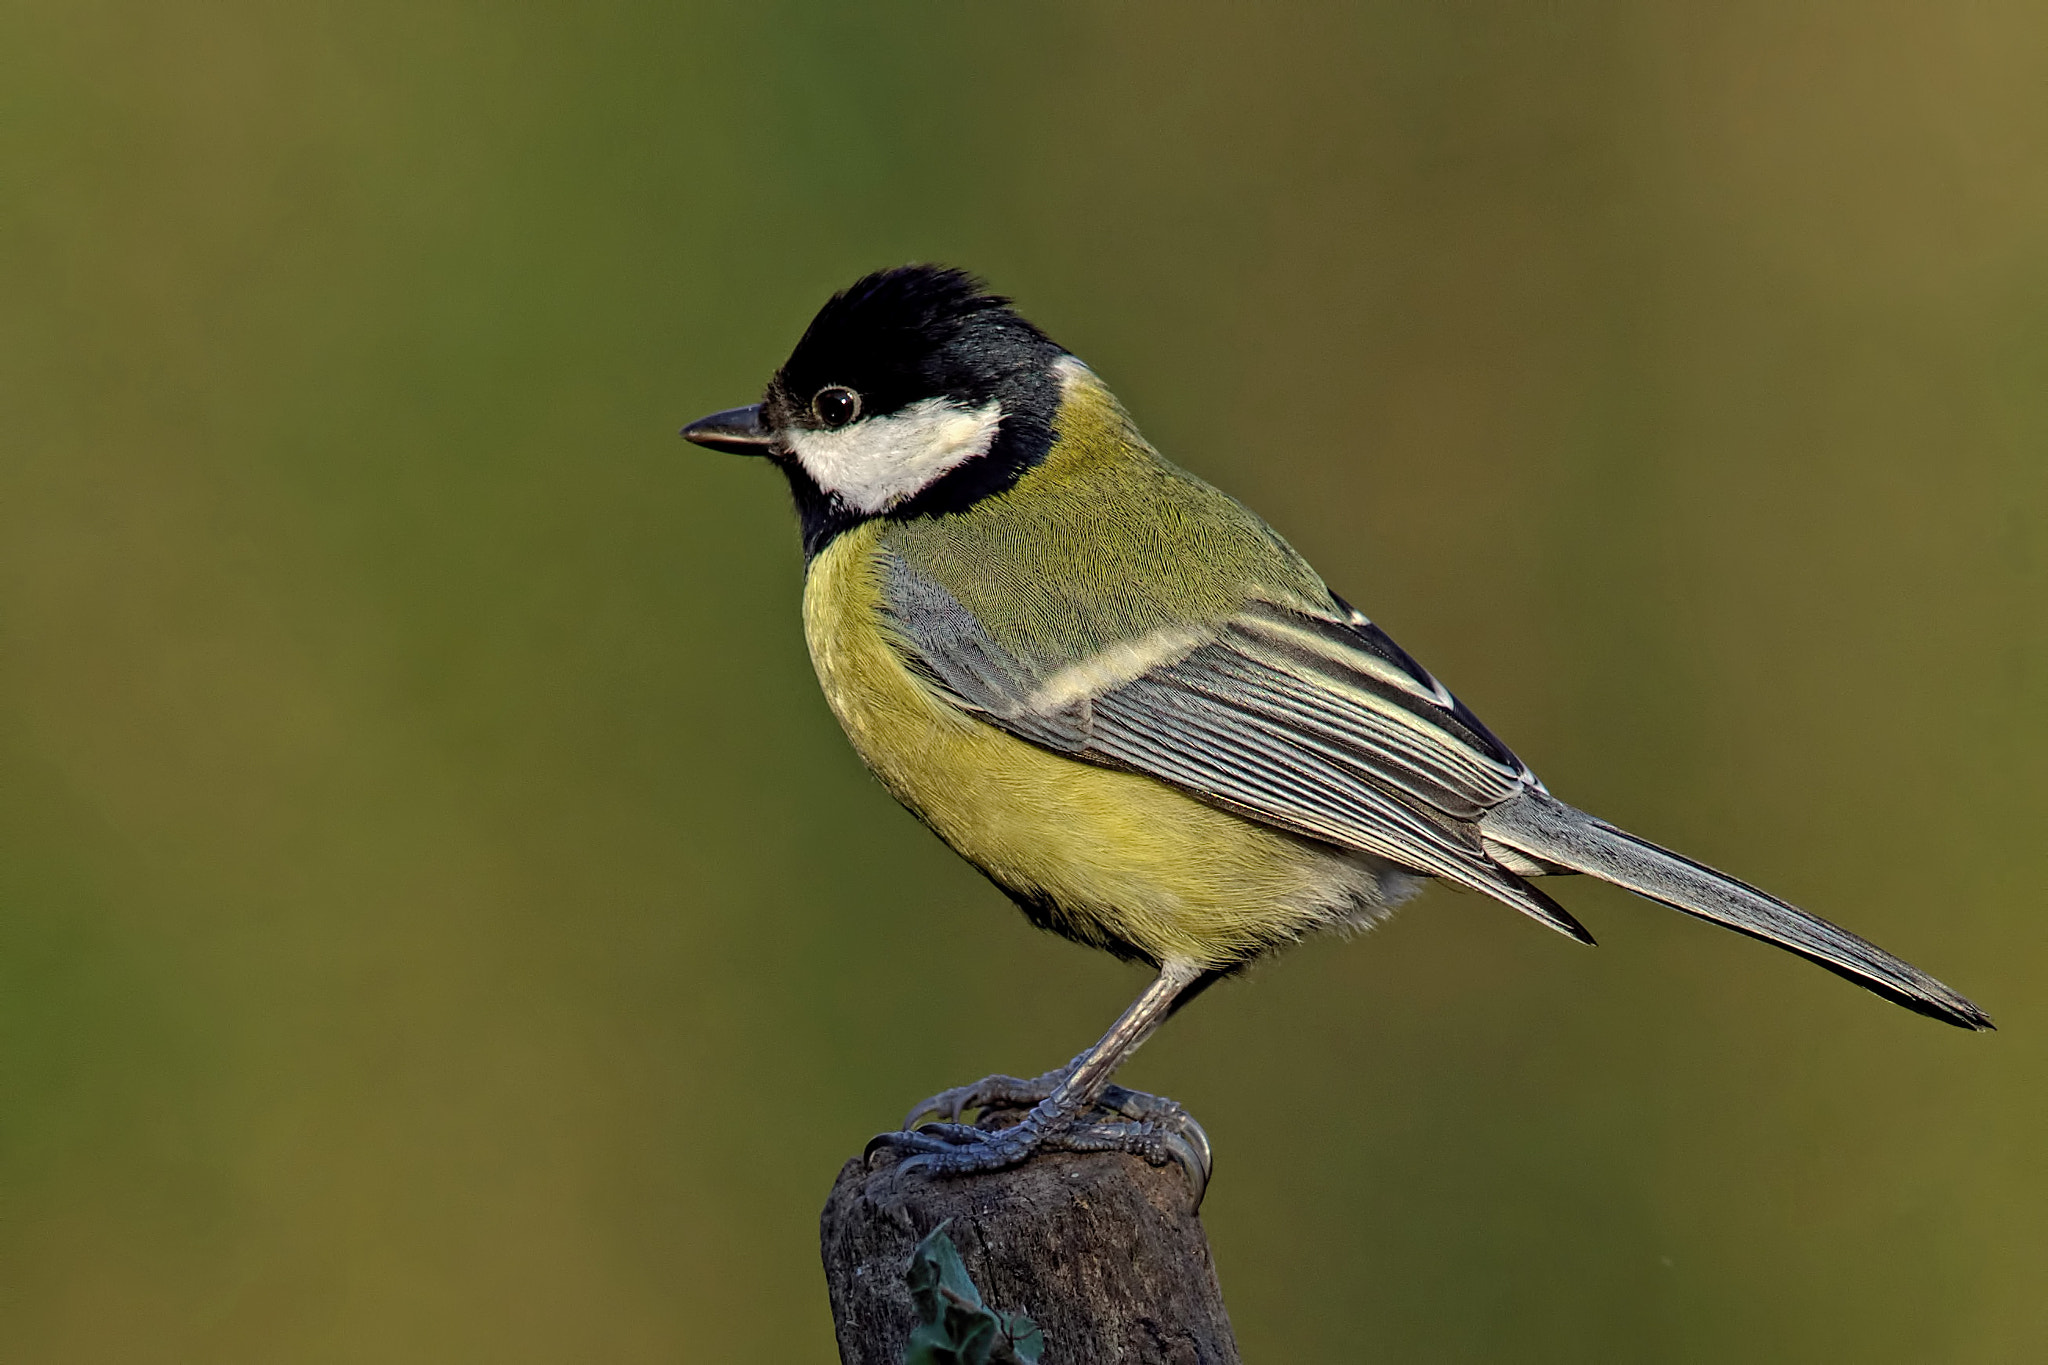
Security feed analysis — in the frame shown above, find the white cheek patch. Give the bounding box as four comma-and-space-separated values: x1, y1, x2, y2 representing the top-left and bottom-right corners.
786, 397, 1004, 513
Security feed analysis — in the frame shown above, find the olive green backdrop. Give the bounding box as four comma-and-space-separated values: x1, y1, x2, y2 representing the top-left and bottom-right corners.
2, 2, 2042, 1360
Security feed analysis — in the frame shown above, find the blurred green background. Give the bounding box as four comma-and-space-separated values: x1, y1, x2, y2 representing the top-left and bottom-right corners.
2, 1, 2042, 1360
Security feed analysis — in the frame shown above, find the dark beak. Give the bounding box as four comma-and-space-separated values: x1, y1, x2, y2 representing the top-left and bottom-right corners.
681, 404, 775, 456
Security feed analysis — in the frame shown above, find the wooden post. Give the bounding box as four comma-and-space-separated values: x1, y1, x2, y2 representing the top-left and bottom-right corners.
821, 1132, 1241, 1364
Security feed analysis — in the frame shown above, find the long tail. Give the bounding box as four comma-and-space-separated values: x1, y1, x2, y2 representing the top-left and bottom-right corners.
1479, 790, 1992, 1031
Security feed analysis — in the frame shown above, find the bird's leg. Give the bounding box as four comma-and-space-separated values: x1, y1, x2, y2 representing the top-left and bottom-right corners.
869, 960, 1212, 1202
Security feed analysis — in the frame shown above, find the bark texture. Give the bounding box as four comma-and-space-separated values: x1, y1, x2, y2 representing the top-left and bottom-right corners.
821, 1139, 1240, 1365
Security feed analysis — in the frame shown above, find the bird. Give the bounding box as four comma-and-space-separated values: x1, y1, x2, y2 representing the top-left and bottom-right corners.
682, 264, 1991, 1200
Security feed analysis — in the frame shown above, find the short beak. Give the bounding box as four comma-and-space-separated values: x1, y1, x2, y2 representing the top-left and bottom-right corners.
681, 404, 775, 456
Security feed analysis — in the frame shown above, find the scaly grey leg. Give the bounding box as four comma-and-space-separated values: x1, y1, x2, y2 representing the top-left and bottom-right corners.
869, 960, 1212, 1203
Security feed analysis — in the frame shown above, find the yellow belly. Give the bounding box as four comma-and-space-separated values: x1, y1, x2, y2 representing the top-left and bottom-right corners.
802, 524, 1401, 968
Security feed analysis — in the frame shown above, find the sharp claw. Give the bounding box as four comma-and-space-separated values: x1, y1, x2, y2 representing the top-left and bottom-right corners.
902, 1098, 946, 1131
903, 1085, 981, 1131
864, 1133, 911, 1161
1164, 1115, 1213, 1210
865, 1129, 956, 1160
1184, 1114, 1213, 1182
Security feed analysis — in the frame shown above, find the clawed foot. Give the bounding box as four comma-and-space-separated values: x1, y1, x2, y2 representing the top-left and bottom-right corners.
869, 1074, 1213, 1208
903, 1063, 1190, 1130
901, 1068, 1070, 1131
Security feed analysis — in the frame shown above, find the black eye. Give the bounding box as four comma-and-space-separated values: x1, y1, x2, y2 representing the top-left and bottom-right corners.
812, 386, 860, 428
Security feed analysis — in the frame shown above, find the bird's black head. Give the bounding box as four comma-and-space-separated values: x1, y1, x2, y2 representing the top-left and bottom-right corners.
683, 265, 1071, 558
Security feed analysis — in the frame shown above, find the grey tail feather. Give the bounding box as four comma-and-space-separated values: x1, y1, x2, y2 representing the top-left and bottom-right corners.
1500, 876, 1597, 946
1479, 790, 1993, 1032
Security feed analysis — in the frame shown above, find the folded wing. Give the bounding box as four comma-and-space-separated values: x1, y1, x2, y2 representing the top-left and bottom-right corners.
881, 555, 1593, 943
881, 553, 1991, 1029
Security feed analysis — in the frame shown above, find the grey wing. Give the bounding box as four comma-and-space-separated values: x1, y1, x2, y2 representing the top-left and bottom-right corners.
881, 555, 1593, 943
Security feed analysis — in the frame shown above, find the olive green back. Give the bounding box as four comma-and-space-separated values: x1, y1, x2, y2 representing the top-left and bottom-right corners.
876, 368, 1335, 670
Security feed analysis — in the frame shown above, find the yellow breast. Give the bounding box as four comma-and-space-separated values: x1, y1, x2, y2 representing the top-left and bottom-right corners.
801, 523, 1396, 969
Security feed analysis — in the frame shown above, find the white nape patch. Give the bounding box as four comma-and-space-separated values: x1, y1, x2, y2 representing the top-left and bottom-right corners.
1051, 354, 1096, 389
786, 397, 1003, 513
1027, 625, 1214, 713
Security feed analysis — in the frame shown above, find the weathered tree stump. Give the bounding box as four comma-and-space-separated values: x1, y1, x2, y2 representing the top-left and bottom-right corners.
821, 1132, 1240, 1364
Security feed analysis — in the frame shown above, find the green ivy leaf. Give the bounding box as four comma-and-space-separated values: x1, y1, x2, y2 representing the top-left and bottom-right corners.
901, 1221, 1044, 1365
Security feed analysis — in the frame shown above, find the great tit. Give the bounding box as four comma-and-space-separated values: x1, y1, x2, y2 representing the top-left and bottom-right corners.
684, 265, 1990, 1196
